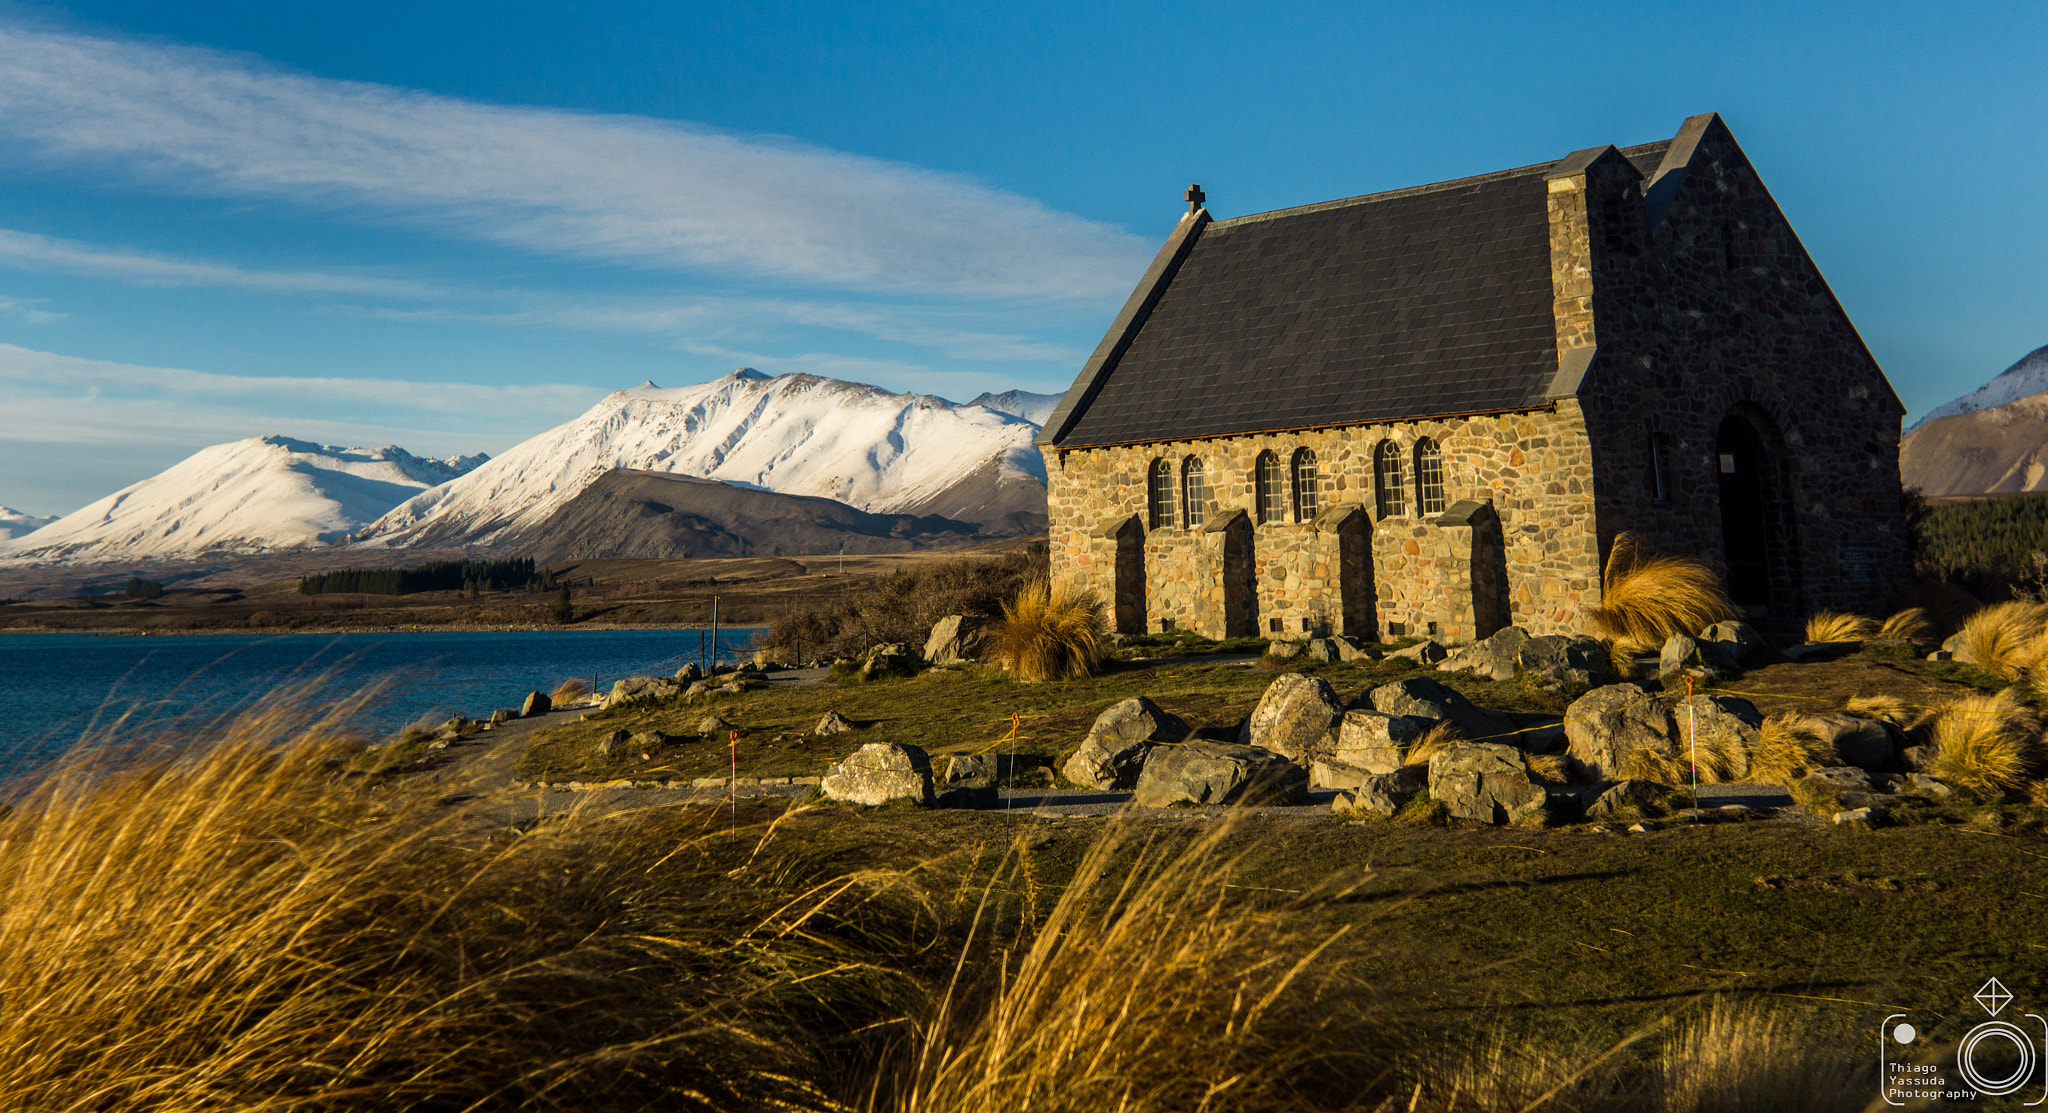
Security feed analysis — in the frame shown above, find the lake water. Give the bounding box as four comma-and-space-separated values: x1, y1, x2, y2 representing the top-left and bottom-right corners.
0, 628, 765, 772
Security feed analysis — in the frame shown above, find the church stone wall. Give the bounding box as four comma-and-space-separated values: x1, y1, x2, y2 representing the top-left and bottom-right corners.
1043, 403, 1603, 643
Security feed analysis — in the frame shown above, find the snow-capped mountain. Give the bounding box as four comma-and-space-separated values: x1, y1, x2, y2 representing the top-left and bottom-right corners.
359, 369, 1049, 550
1913, 344, 2048, 428
0, 506, 56, 542
966, 389, 1062, 425
0, 437, 487, 564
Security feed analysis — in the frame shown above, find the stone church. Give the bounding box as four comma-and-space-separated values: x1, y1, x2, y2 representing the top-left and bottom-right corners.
1037, 113, 1908, 643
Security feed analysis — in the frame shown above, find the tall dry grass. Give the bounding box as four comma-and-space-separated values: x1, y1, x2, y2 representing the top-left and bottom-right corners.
1803, 611, 1876, 643
0, 691, 935, 1112
885, 821, 1375, 1113
1585, 533, 1739, 651
1743, 713, 1837, 787
1958, 600, 2048, 678
990, 578, 1106, 682
1926, 687, 2045, 795
1877, 606, 1932, 643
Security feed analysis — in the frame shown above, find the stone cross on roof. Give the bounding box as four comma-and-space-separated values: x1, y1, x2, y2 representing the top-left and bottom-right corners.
1185, 183, 1205, 214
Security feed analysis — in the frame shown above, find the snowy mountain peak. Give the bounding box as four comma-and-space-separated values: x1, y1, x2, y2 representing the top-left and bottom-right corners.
0, 506, 56, 542
1916, 344, 2048, 428
0, 436, 488, 565
967, 389, 1063, 425
359, 370, 1051, 550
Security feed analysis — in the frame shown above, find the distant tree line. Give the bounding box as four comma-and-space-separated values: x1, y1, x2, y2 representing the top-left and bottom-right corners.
1913, 492, 2048, 597
124, 577, 163, 599
299, 558, 557, 596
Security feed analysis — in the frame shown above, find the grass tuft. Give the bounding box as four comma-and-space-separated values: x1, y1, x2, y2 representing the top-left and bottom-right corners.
1524, 752, 1573, 785
1927, 687, 2044, 795
1745, 714, 1837, 786
1843, 694, 1932, 731
1878, 607, 1933, 644
1585, 532, 1739, 651
991, 578, 1106, 682
1958, 601, 2048, 679
1401, 720, 1467, 768
1804, 611, 1876, 643
550, 676, 593, 703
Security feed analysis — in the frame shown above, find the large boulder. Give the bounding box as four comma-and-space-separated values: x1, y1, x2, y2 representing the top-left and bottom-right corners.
1427, 743, 1546, 825
1659, 634, 1703, 676
1330, 766, 1426, 817
1336, 638, 1382, 663
1582, 778, 1673, 820
1940, 630, 1975, 665
923, 615, 985, 666
1439, 627, 1533, 681
1806, 714, 1902, 772
1063, 697, 1189, 789
821, 742, 936, 806
1263, 639, 1306, 663
1364, 677, 1516, 742
520, 690, 552, 718
674, 662, 702, 683
1391, 640, 1447, 665
1517, 633, 1614, 687
1328, 709, 1431, 774
1133, 743, 1309, 808
1237, 674, 1345, 764
1698, 622, 1761, 670
1564, 683, 1678, 781
603, 675, 680, 709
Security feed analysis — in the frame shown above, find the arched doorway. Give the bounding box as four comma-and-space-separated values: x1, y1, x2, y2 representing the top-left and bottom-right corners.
1716, 416, 1772, 605
1218, 511, 1256, 638
1109, 515, 1146, 635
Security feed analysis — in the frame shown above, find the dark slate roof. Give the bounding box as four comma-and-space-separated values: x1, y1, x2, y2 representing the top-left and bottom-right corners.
1049, 140, 1672, 449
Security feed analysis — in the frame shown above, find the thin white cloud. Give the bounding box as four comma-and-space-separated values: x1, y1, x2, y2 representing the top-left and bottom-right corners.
0, 294, 64, 323
0, 227, 442, 298
0, 24, 1152, 300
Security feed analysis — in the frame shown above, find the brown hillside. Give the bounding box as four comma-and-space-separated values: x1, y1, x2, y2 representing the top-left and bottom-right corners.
1901, 392, 2048, 495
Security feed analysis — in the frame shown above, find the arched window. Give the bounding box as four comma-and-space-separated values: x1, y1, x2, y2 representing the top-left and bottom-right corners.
1254, 450, 1284, 524
1291, 448, 1318, 522
1181, 457, 1206, 529
1373, 440, 1405, 519
1414, 438, 1445, 516
1647, 430, 1671, 503
1147, 458, 1175, 530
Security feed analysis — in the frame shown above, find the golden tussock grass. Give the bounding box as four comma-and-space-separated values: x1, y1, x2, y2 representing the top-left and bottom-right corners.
1958, 601, 2048, 679
885, 820, 1375, 1113
1803, 611, 1876, 643
1843, 694, 1928, 730
550, 676, 593, 703
991, 578, 1106, 682
1744, 713, 1837, 786
1585, 533, 1739, 651
1878, 606, 1933, 643
1524, 752, 1573, 786
1401, 720, 1467, 768
1927, 687, 2045, 795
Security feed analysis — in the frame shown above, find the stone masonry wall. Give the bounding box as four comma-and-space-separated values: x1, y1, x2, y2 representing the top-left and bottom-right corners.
1043, 404, 1603, 642
1555, 120, 1910, 625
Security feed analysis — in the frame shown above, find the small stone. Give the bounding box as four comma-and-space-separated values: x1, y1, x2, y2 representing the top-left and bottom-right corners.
813, 710, 855, 736
597, 729, 631, 757
1626, 822, 1649, 833
489, 708, 517, 725
699, 714, 737, 737
1834, 806, 1885, 826
1263, 639, 1306, 662
1905, 773, 1953, 799
1925, 650, 1953, 662
1391, 640, 1447, 665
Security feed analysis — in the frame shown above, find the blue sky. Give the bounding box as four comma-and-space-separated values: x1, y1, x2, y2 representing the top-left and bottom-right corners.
0, 0, 2043, 515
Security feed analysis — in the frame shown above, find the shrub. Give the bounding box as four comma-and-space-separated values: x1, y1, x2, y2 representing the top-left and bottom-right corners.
1804, 611, 1876, 643
1958, 601, 2048, 679
551, 583, 573, 624
123, 577, 163, 599
991, 578, 1105, 681
755, 550, 1045, 663
1877, 606, 1932, 643
1585, 533, 1739, 651
1927, 687, 2045, 794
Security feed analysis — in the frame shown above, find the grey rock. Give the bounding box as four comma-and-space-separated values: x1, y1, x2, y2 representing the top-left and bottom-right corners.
1941, 630, 1974, 665
698, 714, 737, 737
597, 729, 631, 757
1365, 677, 1516, 742
674, 662, 702, 682
683, 680, 714, 702
1659, 634, 1703, 676
1237, 673, 1344, 763
1926, 650, 1953, 662
821, 742, 935, 807
1518, 633, 1614, 685
1680, 694, 1764, 781
1263, 639, 1306, 662
1564, 683, 1678, 781
1900, 745, 1932, 772
1583, 778, 1671, 820
1807, 765, 1876, 793
813, 710, 855, 736
1439, 626, 1533, 681
520, 691, 551, 718
1306, 637, 1341, 663
935, 784, 999, 809
1331, 767, 1426, 817
1329, 709, 1431, 773
1063, 696, 1189, 789
628, 730, 673, 755
1905, 773, 1953, 799
1392, 640, 1447, 664
1336, 637, 1382, 663
1833, 806, 1886, 827
1805, 714, 1902, 772
923, 615, 985, 666
489, 708, 517, 725
1698, 622, 1761, 670
719, 680, 750, 695
1427, 743, 1546, 825
605, 676, 680, 709
1133, 742, 1309, 808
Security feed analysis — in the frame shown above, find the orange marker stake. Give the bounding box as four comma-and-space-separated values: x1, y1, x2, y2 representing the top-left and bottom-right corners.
1685, 674, 1699, 810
